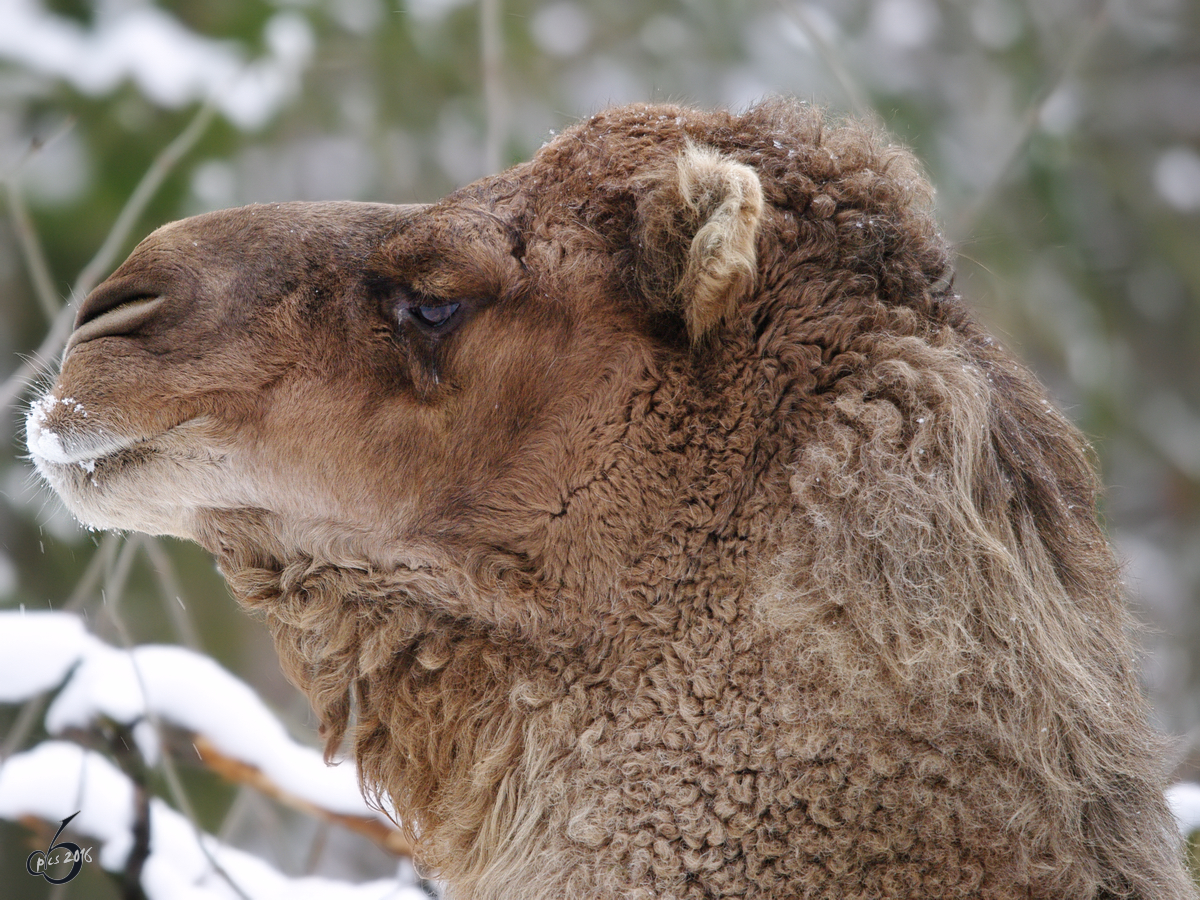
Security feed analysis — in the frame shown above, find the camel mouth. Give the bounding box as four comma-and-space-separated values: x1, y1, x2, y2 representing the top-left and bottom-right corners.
25, 395, 215, 537
25, 395, 151, 474
65, 294, 166, 355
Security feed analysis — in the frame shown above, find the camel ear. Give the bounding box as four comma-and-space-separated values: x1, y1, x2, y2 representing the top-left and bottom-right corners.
634, 144, 764, 344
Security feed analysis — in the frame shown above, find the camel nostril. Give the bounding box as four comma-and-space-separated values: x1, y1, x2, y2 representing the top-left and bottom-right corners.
68, 273, 173, 354
66, 292, 166, 354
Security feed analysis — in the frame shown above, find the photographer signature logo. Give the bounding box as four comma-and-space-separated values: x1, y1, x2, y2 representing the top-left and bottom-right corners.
26, 811, 92, 885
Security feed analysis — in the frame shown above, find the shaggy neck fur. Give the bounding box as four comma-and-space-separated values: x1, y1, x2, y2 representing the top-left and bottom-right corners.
206, 312, 1185, 900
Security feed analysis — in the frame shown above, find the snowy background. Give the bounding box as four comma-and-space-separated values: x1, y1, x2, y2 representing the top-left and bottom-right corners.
1, 0, 1199, 895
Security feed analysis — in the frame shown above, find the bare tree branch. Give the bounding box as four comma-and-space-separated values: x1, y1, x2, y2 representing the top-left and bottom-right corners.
780, 1, 873, 121
3, 181, 61, 323
193, 734, 416, 858
137, 535, 203, 651
74, 101, 219, 301
1, 100, 217, 417
954, 3, 1110, 236
481, 0, 506, 174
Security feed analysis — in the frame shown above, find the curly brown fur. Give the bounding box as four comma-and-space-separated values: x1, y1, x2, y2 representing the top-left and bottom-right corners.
29, 101, 1194, 899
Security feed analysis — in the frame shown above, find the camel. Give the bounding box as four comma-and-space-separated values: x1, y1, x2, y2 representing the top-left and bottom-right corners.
27, 100, 1195, 899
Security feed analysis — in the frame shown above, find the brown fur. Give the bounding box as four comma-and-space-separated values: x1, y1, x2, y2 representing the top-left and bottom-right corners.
28, 101, 1193, 898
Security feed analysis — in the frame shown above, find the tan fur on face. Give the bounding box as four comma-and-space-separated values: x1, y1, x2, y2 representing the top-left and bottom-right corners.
29, 102, 1194, 899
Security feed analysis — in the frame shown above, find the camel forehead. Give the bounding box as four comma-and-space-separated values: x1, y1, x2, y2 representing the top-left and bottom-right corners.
120, 198, 541, 289
132, 201, 426, 262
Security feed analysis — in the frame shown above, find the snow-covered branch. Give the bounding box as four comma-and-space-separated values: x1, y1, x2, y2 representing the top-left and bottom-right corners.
0, 610, 425, 899
0, 0, 312, 130
1, 741, 422, 900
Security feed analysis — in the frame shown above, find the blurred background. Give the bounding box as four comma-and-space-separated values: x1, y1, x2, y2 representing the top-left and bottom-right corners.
1, 0, 1198, 895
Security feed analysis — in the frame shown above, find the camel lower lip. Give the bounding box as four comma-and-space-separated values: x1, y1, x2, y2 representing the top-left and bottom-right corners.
26, 427, 125, 470
25, 396, 145, 469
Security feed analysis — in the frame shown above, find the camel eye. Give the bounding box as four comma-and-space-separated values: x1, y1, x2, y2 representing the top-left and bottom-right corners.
408, 302, 461, 329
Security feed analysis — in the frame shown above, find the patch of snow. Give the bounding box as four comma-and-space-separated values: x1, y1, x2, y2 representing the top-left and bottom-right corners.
25, 394, 94, 465
0, 610, 384, 822
264, 10, 315, 64
0, 0, 313, 130
0, 610, 100, 702
1168, 782, 1200, 835
25, 421, 69, 464
0, 741, 138, 870
0, 742, 426, 899
25, 397, 71, 464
